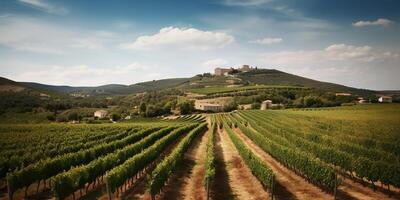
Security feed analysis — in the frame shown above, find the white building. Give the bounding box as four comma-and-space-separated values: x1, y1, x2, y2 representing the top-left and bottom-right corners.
195, 102, 223, 112
94, 110, 108, 119
260, 100, 273, 110
379, 96, 392, 103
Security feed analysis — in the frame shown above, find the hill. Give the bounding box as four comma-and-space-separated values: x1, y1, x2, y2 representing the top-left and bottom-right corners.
0, 68, 387, 96
18, 78, 190, 95
237, 69, 375, 96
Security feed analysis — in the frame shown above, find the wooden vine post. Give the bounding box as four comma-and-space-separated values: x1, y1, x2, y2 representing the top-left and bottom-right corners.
106, 180, 112, 200
270, 177, 274, 200
207, 179, 210, 200
333, 173, 338, 200
7, 178, 13, 200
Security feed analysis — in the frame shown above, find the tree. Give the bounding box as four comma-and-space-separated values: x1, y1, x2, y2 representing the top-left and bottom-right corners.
223, 100, 238, 112
111, 113, 121, 121
178, 101, 194, 115
67, 112, 80, 121
251, 102, 261, 109
139, 102, 147, 114
304, 96, 324, 107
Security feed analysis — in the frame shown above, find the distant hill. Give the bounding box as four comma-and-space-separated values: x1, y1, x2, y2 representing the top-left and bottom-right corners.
237, 69, 375, 96
0, 68, 392, 96
18, 78, 190, 95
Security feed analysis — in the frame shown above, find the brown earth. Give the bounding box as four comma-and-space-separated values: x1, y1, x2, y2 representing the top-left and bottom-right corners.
233, 127, 331, 200
153, 127, 209, 200
215, 128, 270, 200
233, 127, 400, 200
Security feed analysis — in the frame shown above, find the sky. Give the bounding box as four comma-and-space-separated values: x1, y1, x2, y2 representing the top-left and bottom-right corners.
0, 0, 399, 90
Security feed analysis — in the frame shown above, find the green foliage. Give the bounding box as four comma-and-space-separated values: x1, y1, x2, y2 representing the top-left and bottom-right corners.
139, 102, 146, 114
223, 99, 238, 112
178, 100, 195, 115
6, 126, 161, 193
235, 105, 400, 189
148, 123, 207, 196
204, 122, 216, 188
110, 113, 121, 121
104, 124, 198, 193
235, 112, 337, 190
67, 112, 80, 121
51, 126, 181, 199
220, 115, 275, 189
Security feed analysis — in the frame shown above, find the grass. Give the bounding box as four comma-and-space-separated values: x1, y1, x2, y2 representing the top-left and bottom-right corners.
188, 85, 304, 95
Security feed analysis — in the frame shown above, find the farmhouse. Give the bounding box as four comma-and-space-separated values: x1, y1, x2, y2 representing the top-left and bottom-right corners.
379, 96, 392, 103
260, 100, 273, 110
196, 103, 223, 112
94, 110, 108, 119
195, 100, 223, 112
261, 100, 284, 110
358, 99, 368, 104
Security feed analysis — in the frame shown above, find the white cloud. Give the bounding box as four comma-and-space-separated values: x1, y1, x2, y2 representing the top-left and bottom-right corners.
202, 58, 228, 68
250, 37, 282, 44
0, 17, 113, 54
353, 18, 393, 27
222, 0, 272, 6
261, 44, 399, 65
121, 26, 234, 50
17, 0, 68, 15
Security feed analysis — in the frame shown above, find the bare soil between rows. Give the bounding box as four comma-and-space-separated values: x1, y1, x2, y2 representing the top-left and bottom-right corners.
233, 127, 399, 200
215, 127, 270, 200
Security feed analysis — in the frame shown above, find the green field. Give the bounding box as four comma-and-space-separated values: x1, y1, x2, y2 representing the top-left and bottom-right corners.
1, 105, 399, 199
216, 104, 400, 193
0, 116, 206, 199
188, 84, 304, 95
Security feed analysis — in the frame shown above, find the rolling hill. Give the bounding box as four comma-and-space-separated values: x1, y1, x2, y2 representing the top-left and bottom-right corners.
0, 68, 383, 96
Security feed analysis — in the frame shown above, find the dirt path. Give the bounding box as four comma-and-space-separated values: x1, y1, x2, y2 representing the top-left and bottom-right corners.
233, 128, 331, 200
217, 128, 270, 200
337, 176, 399, 200
157, 127, 209, 200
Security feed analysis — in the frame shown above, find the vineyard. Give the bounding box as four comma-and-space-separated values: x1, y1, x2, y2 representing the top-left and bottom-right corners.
0, 104, 399, 199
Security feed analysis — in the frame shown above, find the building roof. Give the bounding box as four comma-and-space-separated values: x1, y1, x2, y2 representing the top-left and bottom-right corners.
95, 109, 108, 113
200, 103, 223, 107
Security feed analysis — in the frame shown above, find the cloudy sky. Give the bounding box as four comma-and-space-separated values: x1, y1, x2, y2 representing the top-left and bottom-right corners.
0, 0, 399, 90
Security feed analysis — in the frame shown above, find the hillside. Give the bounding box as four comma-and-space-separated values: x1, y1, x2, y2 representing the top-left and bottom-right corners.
18, 78, 190, 95
0, 68, 384, 96
237, 69, 375, 96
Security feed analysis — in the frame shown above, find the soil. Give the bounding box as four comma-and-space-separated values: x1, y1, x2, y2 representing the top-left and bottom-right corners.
338, 176, 399, 200
153, 127, 209, 200
233, 127, 331, 200
215, 128, 270, 200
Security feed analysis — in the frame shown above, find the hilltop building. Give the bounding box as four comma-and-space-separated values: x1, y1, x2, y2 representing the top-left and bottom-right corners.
379, 96, 392, 103
214, 65, 254, 76
94, 110, 108, 119
214, 67, 233, 76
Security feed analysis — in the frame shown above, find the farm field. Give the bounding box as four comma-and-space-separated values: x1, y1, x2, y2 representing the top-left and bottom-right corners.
0, 104, 399, 200
187, 84, 304, 95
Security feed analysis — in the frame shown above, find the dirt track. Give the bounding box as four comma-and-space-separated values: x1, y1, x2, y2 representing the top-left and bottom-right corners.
233, 127, 331, 200
158, 126, 209, 200
215, 128, 270, 200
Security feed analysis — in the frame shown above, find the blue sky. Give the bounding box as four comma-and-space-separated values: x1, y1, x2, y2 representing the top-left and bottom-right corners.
0, 0, 399, 90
